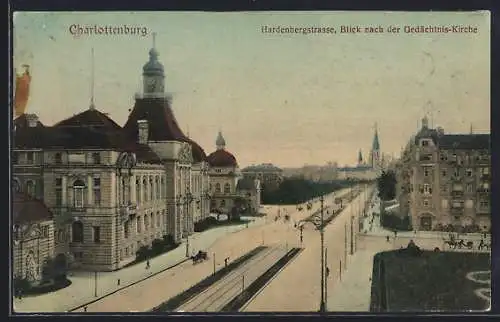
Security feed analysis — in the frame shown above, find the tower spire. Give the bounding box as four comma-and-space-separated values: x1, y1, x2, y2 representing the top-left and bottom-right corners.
89, 47, 95, 110
152, 32, 156, 50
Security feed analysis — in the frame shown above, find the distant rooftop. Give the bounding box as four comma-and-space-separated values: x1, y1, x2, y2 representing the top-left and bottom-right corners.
242, 163, 283, 172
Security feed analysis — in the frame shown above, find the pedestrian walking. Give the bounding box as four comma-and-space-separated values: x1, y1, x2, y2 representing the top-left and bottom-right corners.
146, 260, 150, 270
386, 235, 390, 242
224, 257, 229, 267
117, 278, 121, 286
326, 267, 330, 278
84, 306, 88, 312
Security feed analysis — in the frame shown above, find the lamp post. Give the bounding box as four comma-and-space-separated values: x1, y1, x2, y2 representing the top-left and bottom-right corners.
300, 194, 326, 313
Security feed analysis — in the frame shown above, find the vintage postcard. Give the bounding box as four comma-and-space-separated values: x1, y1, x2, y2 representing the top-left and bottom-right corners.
11, 11, 490, 313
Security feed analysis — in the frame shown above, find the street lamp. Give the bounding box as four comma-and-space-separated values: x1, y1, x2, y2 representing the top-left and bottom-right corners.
300, 194, 327, 313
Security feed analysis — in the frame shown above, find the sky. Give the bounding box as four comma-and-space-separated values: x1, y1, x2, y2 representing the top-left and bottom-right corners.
13, 11, 490, 168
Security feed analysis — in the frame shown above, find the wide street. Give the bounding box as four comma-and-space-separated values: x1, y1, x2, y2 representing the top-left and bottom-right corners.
242, 185, 372, 312
15, 187, 351, 313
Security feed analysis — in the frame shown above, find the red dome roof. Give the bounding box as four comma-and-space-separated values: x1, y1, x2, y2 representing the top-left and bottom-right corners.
207, 149, 238, 167
13, 192, 53, 225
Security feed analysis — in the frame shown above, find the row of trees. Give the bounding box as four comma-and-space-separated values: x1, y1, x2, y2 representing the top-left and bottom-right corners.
261, 178, 358, 205
377, 170, 397, 201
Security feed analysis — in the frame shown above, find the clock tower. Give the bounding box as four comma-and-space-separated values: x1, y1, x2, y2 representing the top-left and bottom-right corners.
142, 32, 165, 97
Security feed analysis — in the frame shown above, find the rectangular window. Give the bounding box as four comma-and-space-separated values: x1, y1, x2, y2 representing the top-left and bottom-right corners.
124, 221, 130, 239
482, 167, 490, 175
441, 199, 448, 209
423, 199, 429, 207
465, 169, 473, 177
465, 200, 474, 209
41, 226, 49, 238
423, 167, 430, 177
93, 177, 101, 206
480, 201, 489, 208
466, 184, 473, 193
74, 187, 85, 208
454, 168, 460, 177
441, 170, 447, 177
421, 140, 429, 147
93, 226, 101, 243
440, 153, 447, 161
55, 188, 63, 206
423, 184, 432, 195
27, 152, 34, 164
452, 201, 463, 208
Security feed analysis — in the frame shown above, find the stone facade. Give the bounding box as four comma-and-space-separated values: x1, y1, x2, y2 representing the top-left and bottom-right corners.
396, 117, 491, 231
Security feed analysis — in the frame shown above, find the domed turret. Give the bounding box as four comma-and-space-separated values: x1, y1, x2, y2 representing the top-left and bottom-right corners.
142, 33, 165, 97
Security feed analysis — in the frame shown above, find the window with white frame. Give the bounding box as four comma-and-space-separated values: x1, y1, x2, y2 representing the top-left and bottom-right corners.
93, 177, 101, 206
480, 200, 489, 208
423, 184, 432, 195
465, 200, 474, 209
423, 167, 431, 177
441, 199, 448, 209
466, 184, 473, 193
482, 167, 490, 175
423, 199, 429, 207
465, 168, 473, 177
73, 179, 86, 208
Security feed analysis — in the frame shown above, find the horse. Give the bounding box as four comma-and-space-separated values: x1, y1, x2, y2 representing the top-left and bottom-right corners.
191, 251, 208, 264
478, 240, 491, 251
444, 240, 457, 249
457, 240, 474, 250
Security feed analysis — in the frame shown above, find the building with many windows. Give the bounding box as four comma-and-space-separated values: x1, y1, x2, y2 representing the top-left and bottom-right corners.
397, 116, 491, 232
241, 163, 283, 192
12, 38, 211, 271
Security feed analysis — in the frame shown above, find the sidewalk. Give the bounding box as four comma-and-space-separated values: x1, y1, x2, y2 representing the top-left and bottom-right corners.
13, 216, 267, 313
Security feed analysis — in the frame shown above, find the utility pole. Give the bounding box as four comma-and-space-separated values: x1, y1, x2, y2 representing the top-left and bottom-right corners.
319, 194, 326, 313
324, 248, 328, 311
213, 253, 216, 275
94, 270, 98, 297
344, 222, 347, 269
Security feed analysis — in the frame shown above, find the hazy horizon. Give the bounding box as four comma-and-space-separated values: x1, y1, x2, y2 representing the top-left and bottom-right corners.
13, 11, 490, 168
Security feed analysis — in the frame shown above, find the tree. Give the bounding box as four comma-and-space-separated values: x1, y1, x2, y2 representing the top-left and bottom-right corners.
377, 170, 397, 201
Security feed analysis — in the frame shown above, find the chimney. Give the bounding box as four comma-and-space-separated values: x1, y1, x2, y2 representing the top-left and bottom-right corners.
137, 120, 149, 144
26, 114, 39, 128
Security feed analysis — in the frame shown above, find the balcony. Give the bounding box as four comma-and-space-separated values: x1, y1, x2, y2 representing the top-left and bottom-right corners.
451, 190, 464, 198
477, 188, 490, 195
481, 173, 490, 181
451, 176, 462, 182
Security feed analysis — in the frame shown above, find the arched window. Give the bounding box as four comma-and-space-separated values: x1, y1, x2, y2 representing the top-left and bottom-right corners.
150, 213, 154, 228
215, 183, 221, 193
150, 177, 154, 201
224, 183, 231, 194
144, 215, 148, 231
73, 179, 86, 208
55, 153, 62, 164
161, 177, 165, 198
12, 178, 21, 192
136, 177, 141, 204
143, 179, 148, 202
121, 177, 127, 205
136, 216, 142, 233
72, 221, 84, 243
156, 176, 160, 199
26, 180, 35, 197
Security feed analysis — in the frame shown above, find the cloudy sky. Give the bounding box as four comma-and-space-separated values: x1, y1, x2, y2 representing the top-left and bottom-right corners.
13, 11, 490, 168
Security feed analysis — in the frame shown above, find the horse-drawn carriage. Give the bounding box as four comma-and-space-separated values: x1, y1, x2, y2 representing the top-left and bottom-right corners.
191, 250, 208, 264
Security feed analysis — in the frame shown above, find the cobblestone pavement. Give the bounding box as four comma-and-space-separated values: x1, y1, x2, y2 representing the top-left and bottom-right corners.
14, 189, 350, 313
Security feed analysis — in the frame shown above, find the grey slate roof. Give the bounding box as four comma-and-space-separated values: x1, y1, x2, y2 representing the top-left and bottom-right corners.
438, 134, 490, 150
